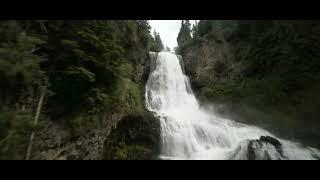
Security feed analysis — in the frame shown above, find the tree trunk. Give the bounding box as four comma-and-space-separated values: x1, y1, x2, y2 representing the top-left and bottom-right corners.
25, 88, 46, 160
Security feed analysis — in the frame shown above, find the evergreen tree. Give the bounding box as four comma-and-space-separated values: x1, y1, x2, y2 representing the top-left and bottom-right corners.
177, 20, 192, 54
154, 30, 164, 51
0, 20, 156, 159
174, 47, 180, 54
192, 21, 199, 39
0, 20, 48, 160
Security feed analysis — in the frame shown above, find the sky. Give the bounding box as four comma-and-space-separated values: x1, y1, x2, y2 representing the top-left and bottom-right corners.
149, 20, 198, 51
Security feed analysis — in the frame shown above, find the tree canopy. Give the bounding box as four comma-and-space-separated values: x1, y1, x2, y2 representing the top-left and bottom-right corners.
0, 20, 157, 159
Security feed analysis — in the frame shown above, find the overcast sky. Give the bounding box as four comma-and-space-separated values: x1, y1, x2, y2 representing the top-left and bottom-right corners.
149, 20, 198, 50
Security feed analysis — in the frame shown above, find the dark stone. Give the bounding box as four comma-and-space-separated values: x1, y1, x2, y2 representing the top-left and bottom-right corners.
66, 154, 78, 160
143, 52, 157, 83
260, 136, 282, 155
216, 40, 223, 44
260, 136, 281, 147
311, 153, 320, 160
247, 140, 274, 160
103, 111, 161, 160
142, 55, 151, 83
229, 136, 284, 160
247, 140, 257, 160
247, 136, 283, 160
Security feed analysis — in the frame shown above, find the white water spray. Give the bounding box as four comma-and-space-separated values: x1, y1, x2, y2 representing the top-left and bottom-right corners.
145, 52, 320, 160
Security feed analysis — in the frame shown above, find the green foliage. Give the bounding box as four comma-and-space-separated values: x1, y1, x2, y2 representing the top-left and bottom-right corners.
0, 108, 34, 160
136, 20, 155, 50
192, 21, 199, 39
13, 20, 152, 119
0, 21, 50, 160
86, 88, 111, 114
212, 60, 228, 78
135, 21, 162, 52
125, 81, 144, 112
186, 20, 320, 107
103, 112, 160, 160
239, 21, 320, 94
0, 20, 154, 159
184, 21, 320, 146
0, 32, 46, 103
150, 30, 164, 52
114, 144, 152, 160
177, 20, 192, 54
192, 20, 238, 40
0, 22, 47, 114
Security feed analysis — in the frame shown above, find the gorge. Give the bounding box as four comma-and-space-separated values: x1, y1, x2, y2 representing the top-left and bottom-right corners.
145, 52, 320, 160
1, 20, 320, 160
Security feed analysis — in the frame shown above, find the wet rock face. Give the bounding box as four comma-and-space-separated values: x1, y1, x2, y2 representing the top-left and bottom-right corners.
259, 136, 282, 154
229, 136, 285, 160
247, 140, 281, 160
103, 111, 160, 160
142, 52, 157, 83
31, 120, 109, 160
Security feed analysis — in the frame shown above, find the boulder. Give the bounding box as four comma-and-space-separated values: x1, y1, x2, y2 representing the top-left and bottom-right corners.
103, 111, 160, 160
259, 136, 282, 155
229, 136, 285, 160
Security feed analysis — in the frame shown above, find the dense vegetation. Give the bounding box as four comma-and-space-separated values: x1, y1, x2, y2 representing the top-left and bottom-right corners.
176, 20, 192, 54
177, 20, 320, 148
103, 111, 160, 160
151, 30, 164, 52
2, 19, 319, 159
0, 20, 163, 160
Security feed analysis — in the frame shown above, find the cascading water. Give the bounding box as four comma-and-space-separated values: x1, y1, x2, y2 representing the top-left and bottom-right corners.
145, 52, 320, 160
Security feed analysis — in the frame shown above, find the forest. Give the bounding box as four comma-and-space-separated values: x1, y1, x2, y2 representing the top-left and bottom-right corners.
1, 20, 319, 160
177, 20, 320, 149
0, 20, 163, 160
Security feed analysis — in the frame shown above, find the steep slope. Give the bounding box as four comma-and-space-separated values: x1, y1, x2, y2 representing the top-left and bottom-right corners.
0, 20, 160, 160
179, 20, 320, 149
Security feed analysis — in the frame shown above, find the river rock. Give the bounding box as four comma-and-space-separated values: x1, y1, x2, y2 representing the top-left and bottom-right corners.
259, 136, 282, 154
229, 136, 285, 160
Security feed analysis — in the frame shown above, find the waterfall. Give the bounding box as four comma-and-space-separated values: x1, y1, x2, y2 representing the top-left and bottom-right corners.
145, 52, 320, 160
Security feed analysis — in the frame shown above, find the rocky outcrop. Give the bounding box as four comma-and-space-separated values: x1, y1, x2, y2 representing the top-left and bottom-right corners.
247, 136, 284, 160
30, 51, 158, 160
176, 55, 185, 74
140, 52, 157, 85
183, 35, 237, 92
103, 111, 160, 160
182, 22, 320, 150
31, 110, 125, 160
259, 136, 282, 153
228, 136, 285, 160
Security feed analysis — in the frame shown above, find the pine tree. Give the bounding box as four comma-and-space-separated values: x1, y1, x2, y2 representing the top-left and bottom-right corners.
0, 20, 161, 159
177, 20, 192, 54
192, 21, 199, 39
0, 21, 48, 160
153, 30, 164, 51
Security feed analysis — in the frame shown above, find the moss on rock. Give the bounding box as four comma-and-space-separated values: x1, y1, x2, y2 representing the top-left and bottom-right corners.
103, 111, 160, 160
